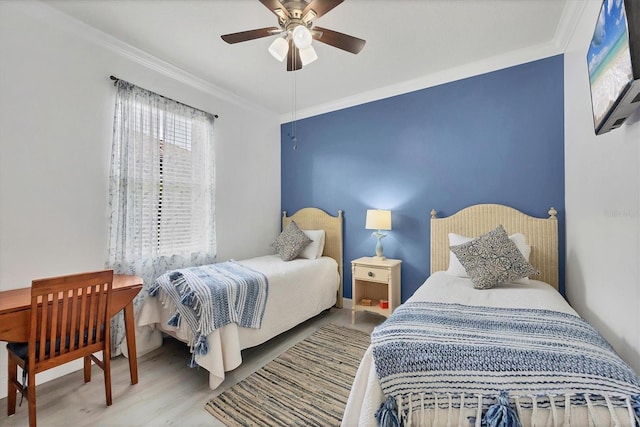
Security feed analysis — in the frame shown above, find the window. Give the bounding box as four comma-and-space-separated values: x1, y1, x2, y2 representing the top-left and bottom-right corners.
110, 97, 216, 259
127, 106, 212, 256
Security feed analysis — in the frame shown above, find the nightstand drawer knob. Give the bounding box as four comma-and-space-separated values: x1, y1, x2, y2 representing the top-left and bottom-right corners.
367, 271, 374, 277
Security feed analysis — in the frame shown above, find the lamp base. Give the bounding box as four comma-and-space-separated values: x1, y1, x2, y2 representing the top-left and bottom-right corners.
372, 255, 386, 260
373, 231, 387, 261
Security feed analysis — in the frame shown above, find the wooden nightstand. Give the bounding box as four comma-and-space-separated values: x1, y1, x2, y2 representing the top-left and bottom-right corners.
351, 257, 402, 323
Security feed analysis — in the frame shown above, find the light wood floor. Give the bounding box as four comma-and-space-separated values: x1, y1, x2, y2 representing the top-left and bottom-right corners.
0, 308, 384, 427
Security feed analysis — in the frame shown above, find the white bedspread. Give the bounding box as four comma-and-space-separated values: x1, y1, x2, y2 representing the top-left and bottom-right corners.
342, 272, 637, 427
138, 255, 339, 389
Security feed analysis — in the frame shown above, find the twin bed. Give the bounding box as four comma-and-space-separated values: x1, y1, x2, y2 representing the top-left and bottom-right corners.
138, 203, 639, 427
343, 204, 640, 427
137, 207, 343, 389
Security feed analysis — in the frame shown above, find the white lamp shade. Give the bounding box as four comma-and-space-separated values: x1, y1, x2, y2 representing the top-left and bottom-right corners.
292, 25, 313, 49
299, 45, 318, 66
365, 209, 392, 231
268, 37, 289, 62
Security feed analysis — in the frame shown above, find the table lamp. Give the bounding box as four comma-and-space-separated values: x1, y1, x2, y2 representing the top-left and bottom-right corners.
365, 209, 392, 260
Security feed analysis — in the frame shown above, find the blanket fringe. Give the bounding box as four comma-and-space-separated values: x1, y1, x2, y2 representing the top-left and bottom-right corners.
549, 395, 558, 426
631, 395, 640, 425
194, 334, 208, 356
185, 335, 209, 369
376, 395, 402, 427
514, 396, 523, 425
585, 394, 596, 427
475, 395, 483, 427
188, 353, 199, 368
378, 391, 640, 427
530, 395, 538, 427
458, 392, 466, 427
167, 311, 181, 327
482, 391, 521, 427
564, 394, 571, 426
179, 289, 196, 307
603, 395, 620, 426
148, 282, 160, 297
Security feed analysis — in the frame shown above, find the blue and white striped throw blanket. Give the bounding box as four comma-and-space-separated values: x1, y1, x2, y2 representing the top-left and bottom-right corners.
371, 302, 640, 427
148, 261, 268, 367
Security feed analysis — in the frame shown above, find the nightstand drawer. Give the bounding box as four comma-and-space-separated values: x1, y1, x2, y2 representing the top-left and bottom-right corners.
353, 265, 389, 283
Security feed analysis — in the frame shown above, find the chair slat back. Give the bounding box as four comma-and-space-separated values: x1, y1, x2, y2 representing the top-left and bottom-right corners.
28, 270, 113, 370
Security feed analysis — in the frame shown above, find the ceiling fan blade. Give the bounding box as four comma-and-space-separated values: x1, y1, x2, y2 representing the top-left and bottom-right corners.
221, 27, 281, 44
259, 0, 290, 18
287, 39, 302, 71
312, 26, 366, 54
302, 0, 343, 20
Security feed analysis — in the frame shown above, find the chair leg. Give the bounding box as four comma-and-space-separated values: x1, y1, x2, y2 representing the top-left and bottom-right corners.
103, 349, 112, 406
84, 356, 91, 383
27, 368, 36, 427
7, 352, 17, 416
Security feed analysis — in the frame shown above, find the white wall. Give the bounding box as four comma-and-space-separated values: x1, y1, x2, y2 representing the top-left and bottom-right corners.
0, 2, 281, 399
564, 1, 640, 373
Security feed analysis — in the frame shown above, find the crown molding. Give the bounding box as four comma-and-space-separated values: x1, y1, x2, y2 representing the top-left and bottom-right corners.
552, 0, 590, 52
283, 41, 563, 123
281, 2, 587, 123
8, 0, 275, 118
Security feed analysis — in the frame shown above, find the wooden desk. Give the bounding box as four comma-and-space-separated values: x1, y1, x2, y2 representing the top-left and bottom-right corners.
0, 274, 143, 384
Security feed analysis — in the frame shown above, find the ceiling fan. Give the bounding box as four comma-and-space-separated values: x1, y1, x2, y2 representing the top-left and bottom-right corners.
221, 0, 366, 71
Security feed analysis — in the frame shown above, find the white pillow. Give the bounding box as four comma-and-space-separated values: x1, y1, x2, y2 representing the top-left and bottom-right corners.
297, 230, 325, 260
447, 232, 531, 284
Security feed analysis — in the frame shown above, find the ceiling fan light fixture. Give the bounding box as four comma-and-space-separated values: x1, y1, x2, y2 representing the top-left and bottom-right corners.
299, 45, 318, 66
292, 25, 313, 49
220, 0, 366, 72
268, 36, 289, 62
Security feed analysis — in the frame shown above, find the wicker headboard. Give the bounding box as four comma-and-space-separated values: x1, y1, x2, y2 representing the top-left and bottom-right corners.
430, 204, 559, 290
282, 208, 344, 308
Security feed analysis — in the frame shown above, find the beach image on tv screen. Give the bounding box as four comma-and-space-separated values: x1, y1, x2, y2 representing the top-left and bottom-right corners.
587, 0, 633, 129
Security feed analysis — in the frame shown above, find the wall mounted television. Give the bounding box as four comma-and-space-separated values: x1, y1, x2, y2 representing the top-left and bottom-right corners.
587, 0, 640, 135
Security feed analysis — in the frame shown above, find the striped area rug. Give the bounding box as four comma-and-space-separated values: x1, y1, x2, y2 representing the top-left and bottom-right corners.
205, 323, 371, 426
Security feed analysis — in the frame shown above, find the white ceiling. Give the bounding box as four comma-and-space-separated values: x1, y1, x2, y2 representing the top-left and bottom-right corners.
46, 0, 586, 119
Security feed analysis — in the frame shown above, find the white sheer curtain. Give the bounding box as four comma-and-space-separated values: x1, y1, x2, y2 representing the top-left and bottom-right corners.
106, 80, 216, 355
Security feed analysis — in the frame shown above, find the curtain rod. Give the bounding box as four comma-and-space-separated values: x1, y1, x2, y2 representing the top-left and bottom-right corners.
109, 75, 219, 119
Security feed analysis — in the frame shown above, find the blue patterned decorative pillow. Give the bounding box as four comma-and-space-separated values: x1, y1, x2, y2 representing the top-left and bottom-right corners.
449, 225, 539, 289
271, 221, 312, 261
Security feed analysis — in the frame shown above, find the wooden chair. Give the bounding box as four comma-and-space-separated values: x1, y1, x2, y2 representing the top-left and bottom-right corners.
6, 270, 114, 427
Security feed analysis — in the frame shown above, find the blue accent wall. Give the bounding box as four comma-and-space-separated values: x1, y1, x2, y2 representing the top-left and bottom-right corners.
281, 55, 565, 300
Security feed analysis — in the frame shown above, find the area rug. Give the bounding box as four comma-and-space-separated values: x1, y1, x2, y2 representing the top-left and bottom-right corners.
205, 323, 371, 426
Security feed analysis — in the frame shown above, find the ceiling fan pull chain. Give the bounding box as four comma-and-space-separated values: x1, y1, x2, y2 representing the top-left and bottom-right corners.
291, 67, 297, 150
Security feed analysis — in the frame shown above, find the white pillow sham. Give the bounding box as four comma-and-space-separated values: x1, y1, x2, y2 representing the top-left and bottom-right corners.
297, 229, 326, 260
447, 232, 531, 284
